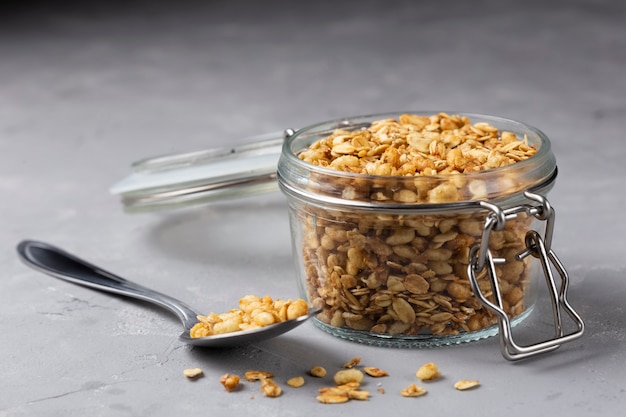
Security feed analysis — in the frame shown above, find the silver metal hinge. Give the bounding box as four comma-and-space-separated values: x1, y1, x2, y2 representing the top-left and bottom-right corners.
467, 191, 585, 361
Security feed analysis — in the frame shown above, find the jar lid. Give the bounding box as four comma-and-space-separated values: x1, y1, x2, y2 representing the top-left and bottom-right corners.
109, 131, 285, 212
109, 120, 370, 212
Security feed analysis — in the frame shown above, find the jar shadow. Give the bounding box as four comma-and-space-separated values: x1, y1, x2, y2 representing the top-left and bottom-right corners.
143, 194, 292, 268
501, 266, 625, 368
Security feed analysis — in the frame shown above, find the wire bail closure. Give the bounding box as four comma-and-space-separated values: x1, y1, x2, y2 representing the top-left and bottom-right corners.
467, 191, 584, 361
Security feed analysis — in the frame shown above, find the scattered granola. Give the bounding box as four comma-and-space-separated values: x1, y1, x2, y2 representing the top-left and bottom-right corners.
260, 378, 282, 397
454, 379, 480, 391
416, 362, 441, 381
205, 356, 480, 402
400, 383, 427, 397
189, 295, 309, 338
316, 392, 350, 404
244, 370, 274, 381
287, 376, 305, 388
183, 368, 203, 379
348, 389, 371, 401
219, 373, 241, 392
343, 357, 361, 368
333, 369, 364, 385
317, 382, 370, 404
309, 365, 327, 378
364, 367, 389, 377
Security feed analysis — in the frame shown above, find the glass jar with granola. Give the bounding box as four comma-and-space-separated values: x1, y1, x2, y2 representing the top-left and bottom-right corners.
277, 111, 576, 349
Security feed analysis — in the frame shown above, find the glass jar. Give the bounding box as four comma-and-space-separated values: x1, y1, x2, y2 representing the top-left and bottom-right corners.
277, 111, 583, 357
110, 110, 584, 360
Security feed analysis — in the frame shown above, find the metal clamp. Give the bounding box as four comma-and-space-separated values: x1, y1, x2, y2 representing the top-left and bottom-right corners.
467, 191, 584, 361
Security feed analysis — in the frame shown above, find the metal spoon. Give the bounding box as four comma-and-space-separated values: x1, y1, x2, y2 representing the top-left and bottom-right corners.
16, 240, 319, 348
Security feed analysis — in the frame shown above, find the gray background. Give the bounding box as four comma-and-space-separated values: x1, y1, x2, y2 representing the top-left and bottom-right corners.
1, 0, 624, 416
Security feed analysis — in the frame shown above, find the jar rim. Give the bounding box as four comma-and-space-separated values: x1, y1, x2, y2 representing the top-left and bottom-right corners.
278, 111, 557, 209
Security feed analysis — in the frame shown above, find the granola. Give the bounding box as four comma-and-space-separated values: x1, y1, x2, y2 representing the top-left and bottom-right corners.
190, 295, 309, 338
295, 113, 538, 338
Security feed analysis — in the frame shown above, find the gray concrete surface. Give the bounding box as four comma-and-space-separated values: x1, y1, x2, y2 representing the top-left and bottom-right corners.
1, 0, 625, 416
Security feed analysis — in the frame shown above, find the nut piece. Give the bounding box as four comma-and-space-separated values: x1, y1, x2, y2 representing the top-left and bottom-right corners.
401, 383, 427, 397
287, 376, 305, 388
310, 365, 327, 378
244, 370, 274, 381
363, 367, 389, 377
333, 369, 365, 385
416, 362, 441, 381
219, 373, 240, 392
260, 378, 282, 397
454, 379, 480, 391
343, 357, 361, 368
183, 368, 203, 379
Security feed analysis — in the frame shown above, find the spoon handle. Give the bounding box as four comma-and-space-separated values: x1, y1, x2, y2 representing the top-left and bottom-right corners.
16, 240, 199, 329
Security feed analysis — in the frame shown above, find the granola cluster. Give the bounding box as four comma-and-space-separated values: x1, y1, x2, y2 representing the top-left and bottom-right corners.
298, 113, 538, 204
189, 295, 309, 337
294, 113, 538, 338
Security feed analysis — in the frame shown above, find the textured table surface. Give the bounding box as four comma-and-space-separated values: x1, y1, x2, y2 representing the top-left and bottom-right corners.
1, 1, 625, 416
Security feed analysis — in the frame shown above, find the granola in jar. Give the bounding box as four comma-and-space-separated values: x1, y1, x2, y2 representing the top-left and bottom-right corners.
278, 112, 557, 345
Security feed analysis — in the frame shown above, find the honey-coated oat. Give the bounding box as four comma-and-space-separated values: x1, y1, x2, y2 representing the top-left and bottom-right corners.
287, 376, 306, 388
454, 379, 480, 391
363, 367, 389, 377
400, 383, 428, 397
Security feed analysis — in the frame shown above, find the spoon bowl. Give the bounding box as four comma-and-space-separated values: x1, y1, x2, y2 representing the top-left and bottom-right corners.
17, 240, 319, 348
